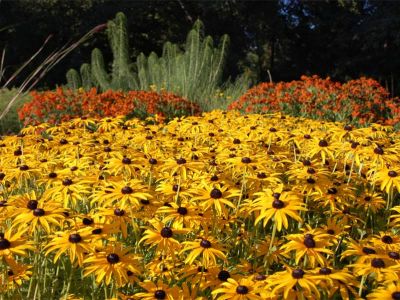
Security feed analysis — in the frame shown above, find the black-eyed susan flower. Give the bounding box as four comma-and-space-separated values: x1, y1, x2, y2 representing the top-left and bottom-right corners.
139, 219, 187, 256
134, 280, 180, 300
367, 281, 400, 300
192, 183, 238, 218
267, 267, 320, 299
45, 229, 92, 266
101, 179, 152, 209
252, 189, 306, 231
0, 229, 34, 258
373, 166, 400, 194
281, 226, 333, 267
181, 236, 226, 268
156, 201, 201, 229
12, 200, 66, 233
83, 243, 140, 287
211, 277, 262, 300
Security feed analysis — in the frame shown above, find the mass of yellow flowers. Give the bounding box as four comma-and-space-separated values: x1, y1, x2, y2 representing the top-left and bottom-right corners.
0, 110, 399, 299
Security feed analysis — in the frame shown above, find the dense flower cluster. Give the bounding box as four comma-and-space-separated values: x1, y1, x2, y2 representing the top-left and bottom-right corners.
18, 88, 200, 126
228, 75, 400, 126
1, 111, 400, 299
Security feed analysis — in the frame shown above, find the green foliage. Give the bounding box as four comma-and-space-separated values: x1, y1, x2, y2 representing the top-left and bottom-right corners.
0, 88, 31, 134
66, 12, 249, 111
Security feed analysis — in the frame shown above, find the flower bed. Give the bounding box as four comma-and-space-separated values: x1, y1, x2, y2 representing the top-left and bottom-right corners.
18, 88, 201, 126
228, 75, 400, 126
0, 111, 399, 298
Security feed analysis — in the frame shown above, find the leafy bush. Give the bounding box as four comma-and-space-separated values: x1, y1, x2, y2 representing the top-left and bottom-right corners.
0, 88, 31, 134
18, 88, 200, 125
228, 75, 400, 126
66, 12, 249, 111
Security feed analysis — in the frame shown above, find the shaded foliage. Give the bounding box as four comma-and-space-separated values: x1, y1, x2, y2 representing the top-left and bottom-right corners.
2, 0, 400, 95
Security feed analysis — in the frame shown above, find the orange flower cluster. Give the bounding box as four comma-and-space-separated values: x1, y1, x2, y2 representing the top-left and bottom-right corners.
228, 75, 400, 126
18, 88, 200, 125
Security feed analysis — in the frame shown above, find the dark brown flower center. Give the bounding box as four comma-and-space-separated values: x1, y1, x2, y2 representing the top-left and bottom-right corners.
48, 172, 57, 178
371, 258, 385, 268
62, 178, 73, 186
307, 167, 316, 174
257, 172, 267, 179
211, 175, 219, 181
27, 200, 38, 210
344, 125, 352, 131
106, 253, 120, 264
388, 252, 400, 260
82, 217, 93, 225
210, 188, 223, 199
0, 238, 11, 250
68, 234, 82, 243
319, 267, 332, 275
149, 158, 158, 165
200, 239, 212, 248
272, 199, 285, 209
392, 292, 400, 300
233, 138, 241, 144
160, 227, 173, 238
307, 178, 316, 184
303, 237, 316, 248
319, 140, 328, 147
255, 274, 266, 280
92, 228, 102, 234
218, 270, 230, 281
177, 207, 188, 215
388, 171, 398, 178
382, 235, 393, 244
176, 158, 186, 165
236, 285, 249, 294
33, 208, 45, 217
374, 147, 384, 155
122, 157, 132, 164
154, 290, 166, 299
362, 247, 376, 255
19, 165, 29, 171
121, 186, 133, 194
241, 157, 252, 164
114, 208, 125, 216
292, 269, 305, 279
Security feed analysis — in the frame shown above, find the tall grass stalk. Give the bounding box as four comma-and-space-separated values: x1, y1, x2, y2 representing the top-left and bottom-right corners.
0, 23, 106, 123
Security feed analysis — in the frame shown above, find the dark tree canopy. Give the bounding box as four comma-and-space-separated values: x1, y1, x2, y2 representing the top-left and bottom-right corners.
1, 0, 399, 95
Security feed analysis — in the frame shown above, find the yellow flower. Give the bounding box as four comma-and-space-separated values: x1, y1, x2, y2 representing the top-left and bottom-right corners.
45, 229, 93, 266
83, 243, 140, 287
281, 227, 333, 267
267, 267, 320, 299
181, 236, 226, 268
212, 277, 263, 300
134, 280, 180, 300
139, 219, 187, 256
367, 281, 400, 300
252, 189, 306, 231
0, 229, 34, 258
